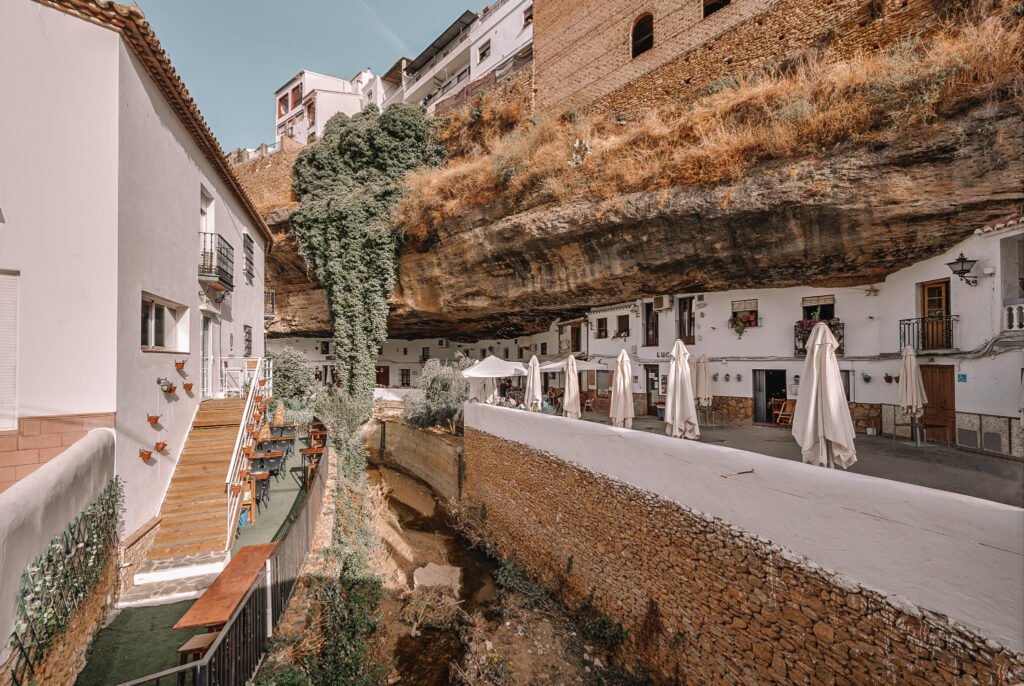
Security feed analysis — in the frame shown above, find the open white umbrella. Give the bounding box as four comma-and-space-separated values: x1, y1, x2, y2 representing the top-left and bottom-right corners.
1019, 374, 1024, 423
524, 355, 543, 412
539, 357, 607, 372
792, 323, 856, 469
462, 355, 527, 378
563, 354, 581, 419
665, 340, 699, 439
610, 349, 634, 429
693, 354, 713, 408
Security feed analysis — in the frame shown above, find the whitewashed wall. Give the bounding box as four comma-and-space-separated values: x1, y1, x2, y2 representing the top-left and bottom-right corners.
0, 1, 120, 420
116, 44, 267, 533
472, 0, 534, 74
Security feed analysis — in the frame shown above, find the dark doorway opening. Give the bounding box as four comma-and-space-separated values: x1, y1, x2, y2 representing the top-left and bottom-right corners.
753, 369, 787, 423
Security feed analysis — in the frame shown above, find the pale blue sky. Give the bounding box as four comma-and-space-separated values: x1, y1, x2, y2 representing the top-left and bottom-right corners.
136, 0, 477, 150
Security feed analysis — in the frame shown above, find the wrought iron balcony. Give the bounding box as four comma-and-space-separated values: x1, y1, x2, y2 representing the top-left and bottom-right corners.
198, 232, 234, 291
794, 321, 844, 356
264, 291, 276, 319
900, 315, 958, 351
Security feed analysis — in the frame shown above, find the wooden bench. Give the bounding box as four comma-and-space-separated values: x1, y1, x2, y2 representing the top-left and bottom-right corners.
178, 631, 219, 665
175, 543, 277, 632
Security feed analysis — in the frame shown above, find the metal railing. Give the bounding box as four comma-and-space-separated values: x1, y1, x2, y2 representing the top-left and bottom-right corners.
198, 232, 234, 290
118, 454, 327, 686
899, 315, 958, 350
224, 358, 271, 548
794, 322, 845, 356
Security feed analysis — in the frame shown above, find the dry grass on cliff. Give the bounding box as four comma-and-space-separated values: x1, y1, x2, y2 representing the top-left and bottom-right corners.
396, 7, 1023, 240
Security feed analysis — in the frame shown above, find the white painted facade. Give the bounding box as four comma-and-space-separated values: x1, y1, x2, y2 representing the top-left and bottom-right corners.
0, 1, 268, 533
274, 69, 385, 144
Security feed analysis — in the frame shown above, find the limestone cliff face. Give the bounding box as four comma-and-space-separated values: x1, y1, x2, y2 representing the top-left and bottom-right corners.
244, 104, 1022, 341
390, 104, 1023, 340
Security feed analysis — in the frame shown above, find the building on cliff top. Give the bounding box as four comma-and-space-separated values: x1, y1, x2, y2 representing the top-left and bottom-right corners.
274, 68, 385, 145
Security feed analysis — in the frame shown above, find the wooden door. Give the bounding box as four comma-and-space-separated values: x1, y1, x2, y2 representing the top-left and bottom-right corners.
375, 366, 390, 387
920, 365, 955, 432
644, 365, 660, 415
921, 279, 950, 349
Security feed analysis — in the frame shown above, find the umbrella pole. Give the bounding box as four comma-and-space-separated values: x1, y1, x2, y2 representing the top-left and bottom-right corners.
826, 441, 835, 469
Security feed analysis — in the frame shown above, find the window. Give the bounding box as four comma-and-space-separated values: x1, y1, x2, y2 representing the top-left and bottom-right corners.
319, 341, 330, 355
243, 234, 254, 283
631, 14, 654, 58
571, 324, 582, 352
277, 94, 289, 118
243, 325, 253, 357
402, 347, 408, 356
200, 189, 213, 233
518, 347, 525, 359
644, 302, 659, 347
730, 299, 759, 328
616, 314, 630, 338
290, 85, 303, 110
421, 346, 430, 361
595, 371, 611, 396
504, 347, 510, 358
801, 295, 835, 321
377, 346, 383, 356
457, 67, 470, 84
703, 0, 731, 18
523, 4, 533, 26
141, 296, 181, 350
0, 272, 18, 430
365, 89, 373, 102
480, 349, 487, 360
678, 297, 696, 344
540, 342, 548, 355
596, 317, 608, 339
400, 369, 411, 387
478, 40, 491, 62
307, 101, 316, 128
840, 370, 851, 401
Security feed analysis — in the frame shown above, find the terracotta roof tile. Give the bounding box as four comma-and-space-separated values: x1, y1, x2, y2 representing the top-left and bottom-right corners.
976, 213, 1023, 235
32, 0, 273, 246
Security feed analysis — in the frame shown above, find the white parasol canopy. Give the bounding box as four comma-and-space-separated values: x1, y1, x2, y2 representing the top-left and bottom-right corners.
462, 355, 527, 379
898, 345, 928, 419
792, 323, 857, 469
609, 349, 634, 429
665, 340, 699, 439
467, 375, 495, 404
563, 354, 581, 419
524, 355, 543, 412
539, 357, 607, 372
693, 354, 713, 408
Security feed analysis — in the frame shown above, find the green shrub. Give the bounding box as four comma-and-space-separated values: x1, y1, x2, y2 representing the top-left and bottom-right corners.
269, 347, 317, 403
403, 356, 474, 433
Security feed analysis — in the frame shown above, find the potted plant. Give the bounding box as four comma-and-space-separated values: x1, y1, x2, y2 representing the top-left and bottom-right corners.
165, 384, 177, 394
139, 449, 153, 461
155, 441, 168, 452
728, 315, 748, 339
258, 378, 267, 387
883, 373, 893, 383
240, 469, 250, 480
147, 414, 160, 426
174, 360, 186, 371
183, 382, 194, 393
230, 484, 242, 495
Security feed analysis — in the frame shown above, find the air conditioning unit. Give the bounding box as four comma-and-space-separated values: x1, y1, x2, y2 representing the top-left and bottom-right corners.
630, 344, 637, 355
438, 339, 448, 348
653, 295, 673, 311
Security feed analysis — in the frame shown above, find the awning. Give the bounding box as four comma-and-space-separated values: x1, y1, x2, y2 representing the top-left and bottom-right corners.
406, 11, 477, 75
462, 355, 527, 378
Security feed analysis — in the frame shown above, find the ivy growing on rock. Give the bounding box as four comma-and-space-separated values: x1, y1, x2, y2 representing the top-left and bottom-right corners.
290, 105, 441, 416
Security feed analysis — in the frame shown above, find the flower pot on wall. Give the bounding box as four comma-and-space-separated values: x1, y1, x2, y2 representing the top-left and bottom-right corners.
258, 379, 267, 387
147, 415, 160, 426
139, 449, 153, 461
230, 484, 242, 495
183, 383, 194, 393
175, 360, 186, 371
165, 384, 177, 395
155, 441, 168, 452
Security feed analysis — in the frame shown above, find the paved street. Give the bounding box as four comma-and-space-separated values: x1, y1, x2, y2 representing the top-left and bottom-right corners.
583, 416, 1024, 507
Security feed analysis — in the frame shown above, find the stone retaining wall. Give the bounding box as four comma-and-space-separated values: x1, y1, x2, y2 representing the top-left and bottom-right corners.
712, 394, 753, 424
462, 427, 1024, 684
364, 418, 462, 501
118, 516, 161, 592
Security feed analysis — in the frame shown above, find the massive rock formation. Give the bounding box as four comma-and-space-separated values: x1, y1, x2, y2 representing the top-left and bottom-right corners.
240, 103, 1022, 341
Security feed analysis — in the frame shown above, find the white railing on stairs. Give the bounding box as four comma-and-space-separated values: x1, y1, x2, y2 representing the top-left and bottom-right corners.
224, 357, 273, 548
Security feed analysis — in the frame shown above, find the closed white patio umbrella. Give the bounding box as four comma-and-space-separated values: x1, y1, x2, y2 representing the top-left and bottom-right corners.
610, 349, 634, 429
792, 323, 857, 469
563, 354, 581, 419
898, 345, 928, 446
665, 340, 699, 439
524, 355, 543, 412
693, 354, 713, 408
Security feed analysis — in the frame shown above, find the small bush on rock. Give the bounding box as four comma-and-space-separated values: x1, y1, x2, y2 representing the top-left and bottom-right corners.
403, 356, 474, 433
269, 347, 317, 404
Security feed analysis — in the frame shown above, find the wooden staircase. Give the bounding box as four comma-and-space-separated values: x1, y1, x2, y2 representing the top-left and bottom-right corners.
147, 398, 246, 561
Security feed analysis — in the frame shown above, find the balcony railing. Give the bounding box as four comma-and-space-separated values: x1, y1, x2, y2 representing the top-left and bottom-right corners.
198, 232, 234, 291
899, 315, 958, 351
264, 291, 276, 319
1005, 304, 1024, 331
794, 321, 845, 356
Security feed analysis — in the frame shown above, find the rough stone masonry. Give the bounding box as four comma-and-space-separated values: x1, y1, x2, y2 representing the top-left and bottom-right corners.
462, 428, 1024, 684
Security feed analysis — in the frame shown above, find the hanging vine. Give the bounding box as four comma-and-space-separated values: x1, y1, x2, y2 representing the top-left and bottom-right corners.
290, 105, 440, 415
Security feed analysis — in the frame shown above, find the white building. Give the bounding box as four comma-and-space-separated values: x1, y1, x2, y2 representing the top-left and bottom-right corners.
0, 0, 272, 531
274, 68, 385, 144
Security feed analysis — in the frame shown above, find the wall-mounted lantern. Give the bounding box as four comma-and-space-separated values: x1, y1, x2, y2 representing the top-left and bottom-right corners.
736, 373, 742, 382
945, 253, 978, 286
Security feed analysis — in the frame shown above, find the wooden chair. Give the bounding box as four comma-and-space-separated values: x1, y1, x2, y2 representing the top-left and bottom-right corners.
770, 398, 786, 423
776, 399, 796, 426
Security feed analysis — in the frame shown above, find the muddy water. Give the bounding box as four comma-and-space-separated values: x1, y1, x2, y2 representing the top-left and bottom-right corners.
367, 465, 500, 686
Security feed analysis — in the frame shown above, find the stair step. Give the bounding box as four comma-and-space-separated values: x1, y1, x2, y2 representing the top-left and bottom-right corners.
119, 572, 221, 608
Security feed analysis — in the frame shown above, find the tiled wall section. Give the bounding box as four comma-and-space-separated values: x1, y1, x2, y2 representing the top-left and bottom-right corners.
463, 428, 1024, 684
534, 0, 938, 117
0, 413, 116, 493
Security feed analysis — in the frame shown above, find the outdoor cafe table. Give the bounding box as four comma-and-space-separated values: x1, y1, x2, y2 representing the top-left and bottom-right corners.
269, 424, 297, 438
174, 543, 277, 631
249, 450, 283, 472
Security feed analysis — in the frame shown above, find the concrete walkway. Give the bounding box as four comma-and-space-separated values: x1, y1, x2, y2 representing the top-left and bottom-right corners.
583, 415, 1024, 507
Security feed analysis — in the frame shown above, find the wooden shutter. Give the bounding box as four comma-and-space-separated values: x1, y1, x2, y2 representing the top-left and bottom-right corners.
801, 295, 835, 307
731, 299, 758, 312
0, 273, 17, 430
